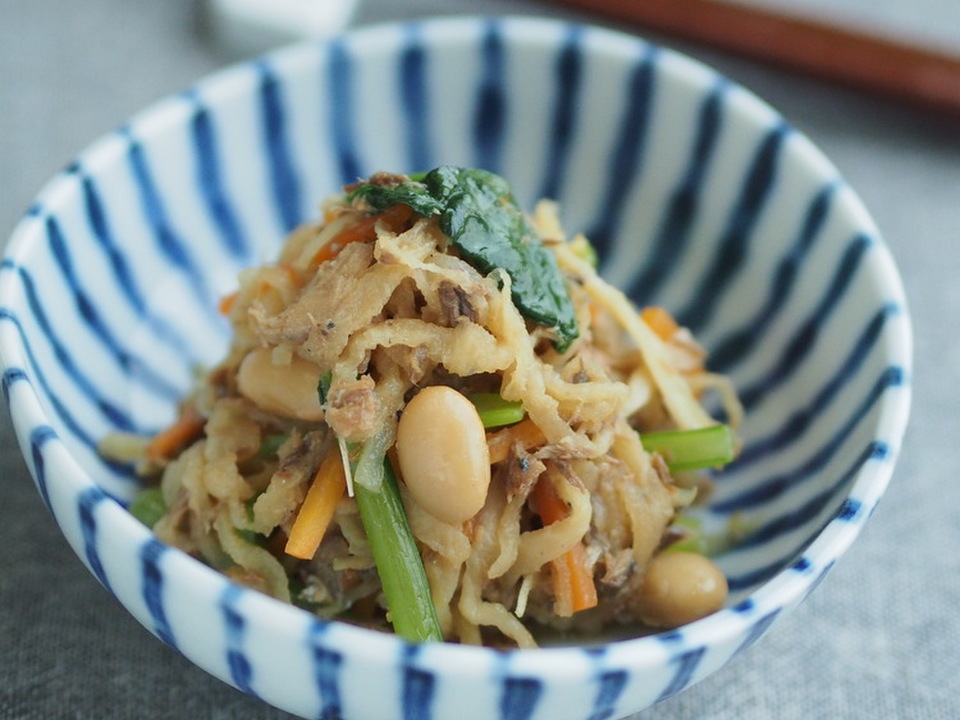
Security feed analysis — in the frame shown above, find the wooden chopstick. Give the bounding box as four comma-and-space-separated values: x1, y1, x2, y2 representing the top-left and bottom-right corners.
548, 0, 960, 117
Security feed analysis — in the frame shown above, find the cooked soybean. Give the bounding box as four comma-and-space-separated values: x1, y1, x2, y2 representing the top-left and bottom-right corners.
638, 551, 728, 628
395, 385, 491, 524
236, 348, 325, 422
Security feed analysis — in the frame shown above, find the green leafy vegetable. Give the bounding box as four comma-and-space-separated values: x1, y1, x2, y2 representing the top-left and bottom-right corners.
234, 528, 269, 548
317, 371, 333, 407
467, 393, 525, 428
129, 487, 167, 528
639, 424, 735, 473
347, 166, 579, 351
345, 179, 442, 218
258, 433, 288, 459
289, 575, 325, 614
349, 444, 443, 643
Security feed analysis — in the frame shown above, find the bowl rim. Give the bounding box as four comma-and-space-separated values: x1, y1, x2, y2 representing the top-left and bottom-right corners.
0, 10, 913, 683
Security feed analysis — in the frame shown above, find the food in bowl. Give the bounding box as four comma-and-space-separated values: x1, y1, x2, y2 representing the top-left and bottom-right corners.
108, 166, 743, 648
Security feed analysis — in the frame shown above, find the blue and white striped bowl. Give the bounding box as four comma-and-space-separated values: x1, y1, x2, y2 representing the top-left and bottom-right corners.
0, 16, 911, 720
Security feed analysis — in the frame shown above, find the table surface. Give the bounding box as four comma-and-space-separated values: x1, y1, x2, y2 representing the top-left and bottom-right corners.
2, 1, 957, 719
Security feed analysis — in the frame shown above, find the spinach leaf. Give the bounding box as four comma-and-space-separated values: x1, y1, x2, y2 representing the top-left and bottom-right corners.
346, 166, 579, 351
347, 179, 442, 218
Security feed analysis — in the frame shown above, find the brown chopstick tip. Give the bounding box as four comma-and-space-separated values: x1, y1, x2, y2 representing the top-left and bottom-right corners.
548, 0, 960, 118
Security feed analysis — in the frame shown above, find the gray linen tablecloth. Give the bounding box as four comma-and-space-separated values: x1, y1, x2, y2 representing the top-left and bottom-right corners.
2, 1, 957, 718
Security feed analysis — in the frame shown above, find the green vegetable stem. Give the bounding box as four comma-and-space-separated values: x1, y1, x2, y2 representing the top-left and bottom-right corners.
639, 424, 735, 472
129, 487, 167, 528
349, 445, 444, 643
467, 393, 525, 428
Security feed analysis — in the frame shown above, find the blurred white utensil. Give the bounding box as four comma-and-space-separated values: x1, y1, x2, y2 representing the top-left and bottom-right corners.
205, 0, 359, 57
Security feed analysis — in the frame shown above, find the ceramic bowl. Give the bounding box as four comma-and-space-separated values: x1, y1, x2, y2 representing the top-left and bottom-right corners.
0, 15, 912, 720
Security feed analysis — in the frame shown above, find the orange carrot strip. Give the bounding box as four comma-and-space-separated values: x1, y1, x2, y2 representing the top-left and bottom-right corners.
218, 291, 238, 316
530, 474, 570, 524
530, 477, 598, 616
641, 305, 680, 341
146, 405, 204, 463
309, 204, 414, 267
285, 451, 347, 560
486, 418, 547, 465
588, 300, 602, 327
551, 541, 596, 617
643, 305, 707, 374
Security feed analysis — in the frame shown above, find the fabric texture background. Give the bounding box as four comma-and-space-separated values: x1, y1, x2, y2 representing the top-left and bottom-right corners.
1, 1, 956, 718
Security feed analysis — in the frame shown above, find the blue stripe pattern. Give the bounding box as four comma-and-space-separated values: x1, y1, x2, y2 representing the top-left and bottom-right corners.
15, 265, 138, 432
473, 20, 506, 173
402, 646, 436, 720
718, 378, 899, 511
538, 25, 584, 201
676, 121, 789, 333
328, 40, 363, 185
500, 677, 543, 720
729, 442, 890, 552
738, 232, 875, 411
0, 310, 96, 453
588, 670, 628, 720
309, 624, 344, 720
627, 80, 726, 307
78, 486, 112, 591
0, 17, 910, 720
735, 608, 781, 653
589, 45, 658, 264
78, 170, 197, 362
399, 23, 432, 173
125, 127, 216, 311
256, 60, 303, 233
708, 182, 836, 372
0, 312, 139, 489
222, 584, 257, 696
733, 306, 899, 468
656, 647, 706, 703
189, 93, 251, 261
79, 170, 146, 315
29, 424, 57, 512
45, 215, 181, 402
140, 539, 177, 648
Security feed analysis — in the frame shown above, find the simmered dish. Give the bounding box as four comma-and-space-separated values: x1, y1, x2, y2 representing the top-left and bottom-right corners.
115, 167, 742, 648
